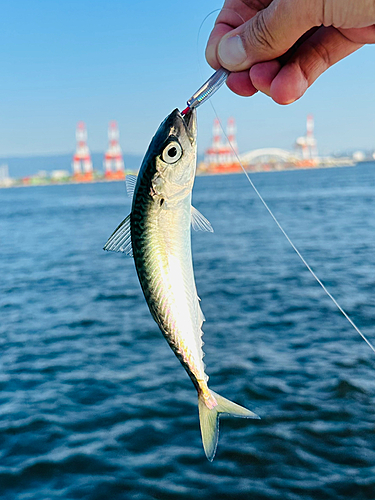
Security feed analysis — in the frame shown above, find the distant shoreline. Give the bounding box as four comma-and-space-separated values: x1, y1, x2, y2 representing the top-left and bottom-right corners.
2, 161, 375, 190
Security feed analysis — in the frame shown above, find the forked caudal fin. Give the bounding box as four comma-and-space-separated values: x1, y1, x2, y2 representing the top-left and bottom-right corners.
198, 390, 259, 461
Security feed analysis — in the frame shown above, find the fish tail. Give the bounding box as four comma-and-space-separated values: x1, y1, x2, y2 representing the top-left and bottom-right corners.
198, 389, 259, 461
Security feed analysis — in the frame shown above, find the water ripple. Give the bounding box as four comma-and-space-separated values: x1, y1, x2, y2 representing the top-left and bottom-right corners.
0, 165, 375, 499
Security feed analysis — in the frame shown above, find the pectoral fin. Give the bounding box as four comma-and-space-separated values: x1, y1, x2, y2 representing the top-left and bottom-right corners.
103, 214, 133, 256
191, 206, 213, 232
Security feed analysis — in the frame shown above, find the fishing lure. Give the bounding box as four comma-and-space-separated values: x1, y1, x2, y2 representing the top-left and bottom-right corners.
181, 67, 230, 115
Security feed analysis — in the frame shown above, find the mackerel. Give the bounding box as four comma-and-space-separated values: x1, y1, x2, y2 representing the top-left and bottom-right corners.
104, 108, 259, 460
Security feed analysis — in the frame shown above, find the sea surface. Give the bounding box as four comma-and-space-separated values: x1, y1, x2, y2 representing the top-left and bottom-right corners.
1, 163, 375, 500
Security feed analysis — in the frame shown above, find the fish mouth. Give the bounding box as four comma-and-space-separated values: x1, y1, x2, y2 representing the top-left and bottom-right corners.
181, 108, 197, 144
162, 108, 197, 145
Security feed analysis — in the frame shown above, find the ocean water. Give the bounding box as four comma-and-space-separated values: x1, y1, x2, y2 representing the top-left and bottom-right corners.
0, 163, 375, 500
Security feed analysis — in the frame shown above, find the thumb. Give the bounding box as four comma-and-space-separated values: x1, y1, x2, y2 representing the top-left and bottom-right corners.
217, 0, 316, 71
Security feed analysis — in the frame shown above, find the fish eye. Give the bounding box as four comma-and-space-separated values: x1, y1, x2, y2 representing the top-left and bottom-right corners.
162, 141, 182, 164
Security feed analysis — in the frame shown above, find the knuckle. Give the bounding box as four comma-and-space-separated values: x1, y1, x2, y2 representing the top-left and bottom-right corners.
305, 38, 332, 70
245, 0, 271, 10
244, 11, 276, 52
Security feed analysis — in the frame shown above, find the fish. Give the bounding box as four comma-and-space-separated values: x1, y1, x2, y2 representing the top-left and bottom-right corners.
104, 108, 259, 461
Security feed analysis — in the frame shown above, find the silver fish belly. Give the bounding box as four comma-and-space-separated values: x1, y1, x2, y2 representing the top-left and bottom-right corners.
104, 108, 258, 461
134, 195, 206, 387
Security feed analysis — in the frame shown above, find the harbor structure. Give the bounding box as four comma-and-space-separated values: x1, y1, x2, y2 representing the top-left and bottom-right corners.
226, 117, 238, 160
72, 122, 93, 181
103, 121, 125, 180
294, 114, 318, 166
201, 117, 241, 173
198, 114, 354, 174
204, 118, 223, 165
0, 164, 13, 187
3, 115, 363, 190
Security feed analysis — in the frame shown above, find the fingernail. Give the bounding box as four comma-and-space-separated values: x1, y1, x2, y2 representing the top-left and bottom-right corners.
218, 35, 247, 67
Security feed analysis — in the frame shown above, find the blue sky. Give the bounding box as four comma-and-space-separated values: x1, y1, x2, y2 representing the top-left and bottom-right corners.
0, 0, 374, 157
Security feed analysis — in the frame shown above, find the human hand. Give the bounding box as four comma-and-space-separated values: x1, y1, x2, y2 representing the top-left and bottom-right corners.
206, 0, 375, 104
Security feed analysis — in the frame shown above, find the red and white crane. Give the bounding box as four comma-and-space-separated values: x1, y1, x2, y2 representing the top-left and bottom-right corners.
104, 121, 125, 178
72, 122, 93, 176
204, 117, 238, 166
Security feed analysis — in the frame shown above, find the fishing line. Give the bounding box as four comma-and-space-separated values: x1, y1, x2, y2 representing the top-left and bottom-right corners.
195, 11, 375, 354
